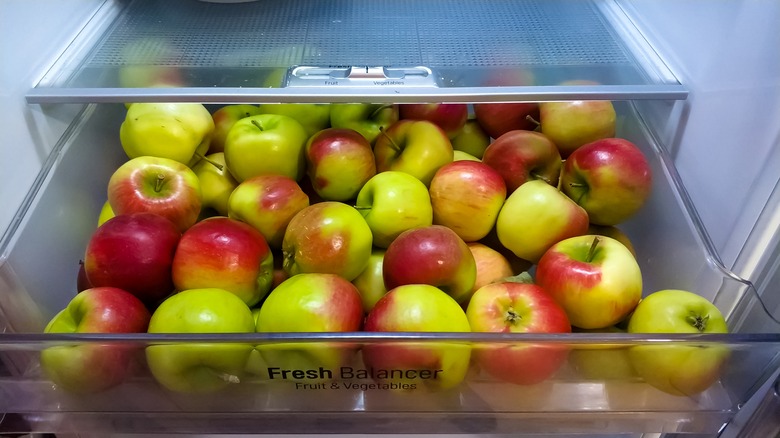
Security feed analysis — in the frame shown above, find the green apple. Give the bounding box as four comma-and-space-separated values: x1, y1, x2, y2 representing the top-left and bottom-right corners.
146, 288, 256, 393
451, 119, 491, 159
191, 152, 238, 216
210, 105, 261, 153
258, 103, 331, 137
496, 180, 589, 263
374, 120, 454, 186
351, 248, 388, 312
97, 201, 115, 227
354, 171, 433, 248
282, 202, 373, 281
453, 150, 481, 162
627, 289, 730, 396
330, 103, 399, 145
223, 114, 309, 182
539, 99, 616, 158
120, 103, 214, 167
568, 326, 637, 381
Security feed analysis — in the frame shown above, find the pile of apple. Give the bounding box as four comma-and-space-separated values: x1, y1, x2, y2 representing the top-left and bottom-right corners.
41, 100, 730, 398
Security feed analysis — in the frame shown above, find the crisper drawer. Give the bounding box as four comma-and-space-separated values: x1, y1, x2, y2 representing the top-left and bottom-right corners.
0, 101, 778, 435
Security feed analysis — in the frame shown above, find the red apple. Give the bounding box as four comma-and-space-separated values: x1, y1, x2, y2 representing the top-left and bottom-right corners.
40, 287, 151, 393
561, 138, 652, 226
429, 160, 507, 242
84, 213, 181, 307
536, 235, 642, 329
227, 174, 310, 248
107, 156, 202, 232
482, 130, 562, 193
383, 225, 476, 304
399, 103, 469, 139
467, 242, 514, 293
473, 103, 540, 139
466, 282, 571, 385
171, 217, 274, 307
305, 128, 376, 201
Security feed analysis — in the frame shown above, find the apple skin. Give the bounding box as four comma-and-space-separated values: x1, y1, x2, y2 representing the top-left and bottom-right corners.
209, 105, 261, 154
40, 287, 151, 393
191, 152, 239, 216
539, 100, 616, 158
227, 174, 310, 249
354, 171, 433, 248
399, 103, 468, 139
561, 138, 652, 226
84, 213, 181, 307
383, 225, 477, 304
145, 288, 256, 393
568, 326, 637, 381
453, 150, 481, 162
120, 103, 214, 167
97, 201, 115, 227
305, 128, 376, 201
330, 103, 399, 145
473, 103, 540, 139
496, 179, 589, 264
224, 114, 309, 182
627, 289, 730, 396
466, 282, 571, 385
373, 119, 454, 187
429, 160, 507, 242
451, 119, 491, 159
258, 103, 331, 137
172, 217, 274, 307
467, 243, 514, 293
282, 202, 373, 281
536, 235, 642, 330
351, 248, 388, 312
363, 284, 472, 391
481, 130, 562, 193
107, 156, 202, 232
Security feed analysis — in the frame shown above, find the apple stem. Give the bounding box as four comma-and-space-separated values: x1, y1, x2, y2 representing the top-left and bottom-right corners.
353, 205, 371, 211
525, 114, 541, 128
687, 313, 710, 332
530, 172, 552, 185
378, 126, 402, 152
193, 152, 224, 171
154, 173, 166, 193
370, 104, 394, 120
251, 119, 264, 131
586, 236, 601, 263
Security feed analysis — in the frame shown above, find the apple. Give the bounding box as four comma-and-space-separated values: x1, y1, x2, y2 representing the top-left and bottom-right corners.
373, 120, 454, 186
627, 289, 730, 396
329, 103, 399, 145
97, 201, 115, 227
362, 284, 472, 391
223, 114, 309, 182
191, 152, 238, 216
282, 201, 373, 281
305, 128, 376, 201
466, 282, 571, 385
496, 180, 589, 263
107, 156, 202, 232
383, 225, 476, 304
171, 217, 274, 307
354, 171, 433, 248
351, 248, 388, 312
258, 103, 331, 137
84, 213, 181, 307
481, 130, 562, 193
227, 174, 310, 249
536, 235, 642, 329
146, 288, 256, 393
467, 243, 514, 293
40, 287, 151, 393
568, 326, 637, 381
209, 105, 261, 154
561, 138, 653, 226
453, 150, 481, 162
399, 103, 468, 139
478, 228, 534, 275
539, 100, 616, 158
473, 103, 540, 139
451, 118, 491, 159
588, 224, 636, 257
255, 273, 363, 380
120, 103, 214, 167
429, 160, 507, 242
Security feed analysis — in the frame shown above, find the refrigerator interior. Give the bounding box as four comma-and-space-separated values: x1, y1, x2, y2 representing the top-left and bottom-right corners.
1, 0, 779, 435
